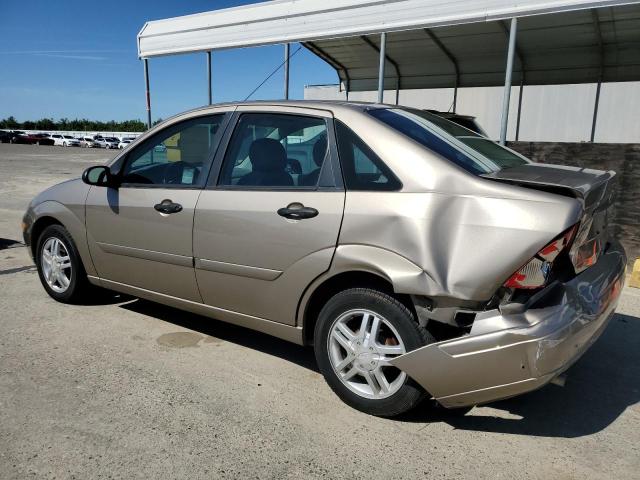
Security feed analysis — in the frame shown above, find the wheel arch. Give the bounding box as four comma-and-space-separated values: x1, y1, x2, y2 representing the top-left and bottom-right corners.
30, 215, 62, 257
30, 200, 97, 276
299, 269, 417, 346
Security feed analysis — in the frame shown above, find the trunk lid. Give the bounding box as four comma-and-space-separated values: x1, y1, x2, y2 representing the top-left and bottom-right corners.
482, 162, 617, 273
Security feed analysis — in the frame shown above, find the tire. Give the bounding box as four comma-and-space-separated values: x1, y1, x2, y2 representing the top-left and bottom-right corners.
314, 288, 434, 417
35, 224, 90, 303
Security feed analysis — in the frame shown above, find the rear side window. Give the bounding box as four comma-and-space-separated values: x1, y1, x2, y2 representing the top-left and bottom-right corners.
335, 121, 401, 191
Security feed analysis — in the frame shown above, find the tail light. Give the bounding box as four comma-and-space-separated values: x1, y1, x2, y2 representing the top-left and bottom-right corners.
503, 224, 578, 290
568, 218, 602, 274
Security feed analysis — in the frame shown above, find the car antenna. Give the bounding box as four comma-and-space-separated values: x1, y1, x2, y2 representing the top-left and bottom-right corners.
243, 45, 302, 101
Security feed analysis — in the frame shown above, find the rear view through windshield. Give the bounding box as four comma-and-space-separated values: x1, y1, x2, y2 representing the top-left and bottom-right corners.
369, 108, 528, 174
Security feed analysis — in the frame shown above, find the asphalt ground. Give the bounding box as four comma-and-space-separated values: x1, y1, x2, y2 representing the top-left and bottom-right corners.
1, 143, 639, 479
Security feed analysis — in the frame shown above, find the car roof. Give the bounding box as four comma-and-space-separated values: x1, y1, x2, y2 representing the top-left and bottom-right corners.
164, 100, 390, 119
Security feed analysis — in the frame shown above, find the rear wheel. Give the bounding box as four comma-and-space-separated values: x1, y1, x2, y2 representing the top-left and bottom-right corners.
36, 224, 90, 303
314, 288, 433, 417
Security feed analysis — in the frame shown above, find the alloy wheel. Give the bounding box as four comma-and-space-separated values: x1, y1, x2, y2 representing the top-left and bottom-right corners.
328, 309, 407, 399
41, 237, 72, 293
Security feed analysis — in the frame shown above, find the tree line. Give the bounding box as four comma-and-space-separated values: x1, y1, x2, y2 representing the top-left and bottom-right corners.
0, 116, 162, 132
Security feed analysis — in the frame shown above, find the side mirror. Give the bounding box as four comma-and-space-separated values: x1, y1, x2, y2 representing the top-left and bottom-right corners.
82, 165, 117, 187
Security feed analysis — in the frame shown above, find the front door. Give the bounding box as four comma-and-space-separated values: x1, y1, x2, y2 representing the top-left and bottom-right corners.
86, 112, 229, 301
193, 108, 345, 324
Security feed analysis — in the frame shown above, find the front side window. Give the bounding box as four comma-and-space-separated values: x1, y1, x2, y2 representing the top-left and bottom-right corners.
369, 108, 529, 174
120, 114, 225, 187
218, 113, 328, 188
334, 121, 401, 191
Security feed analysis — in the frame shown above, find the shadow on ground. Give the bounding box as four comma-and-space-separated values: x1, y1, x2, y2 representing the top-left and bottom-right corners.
0, 238, 24, 250
118, 297, 639, 438
119, 298, 319, 372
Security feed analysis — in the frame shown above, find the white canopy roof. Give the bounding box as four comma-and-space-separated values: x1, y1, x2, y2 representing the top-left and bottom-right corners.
138, 0, 640, 89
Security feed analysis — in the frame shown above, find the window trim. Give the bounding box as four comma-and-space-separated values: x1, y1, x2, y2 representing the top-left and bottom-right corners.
206, 110, 343, 192
116, 112, 232, 190
333, 119, 403, 192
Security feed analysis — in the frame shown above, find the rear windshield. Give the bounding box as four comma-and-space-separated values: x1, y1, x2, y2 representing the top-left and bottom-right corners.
368, 108, 528, 174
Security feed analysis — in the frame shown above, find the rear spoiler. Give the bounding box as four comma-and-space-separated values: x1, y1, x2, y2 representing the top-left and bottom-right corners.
481, 164, 616, 214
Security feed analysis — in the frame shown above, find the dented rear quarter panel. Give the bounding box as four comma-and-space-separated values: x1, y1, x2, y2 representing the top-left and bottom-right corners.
333, 107, 583, 302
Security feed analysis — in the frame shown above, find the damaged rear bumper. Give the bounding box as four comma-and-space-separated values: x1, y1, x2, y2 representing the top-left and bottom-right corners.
390, 239, 626, 408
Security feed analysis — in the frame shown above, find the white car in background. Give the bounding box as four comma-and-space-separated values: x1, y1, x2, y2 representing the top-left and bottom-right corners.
94, 136, 120, 149
51, 134, 81, 147
118, 139, 132, 149
80, 137, 100, 148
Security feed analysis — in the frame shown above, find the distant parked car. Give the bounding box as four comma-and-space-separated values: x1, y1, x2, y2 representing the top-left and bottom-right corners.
426, 110, 488, 137
79, 137, 100, 148
94, 136, 119, 149
118, 139, 132, 149
51, 134, 81, 147
0, 131, 12, 143
20, 133, 56, 146
7, 131, 26, 143
8, 132, 54, 145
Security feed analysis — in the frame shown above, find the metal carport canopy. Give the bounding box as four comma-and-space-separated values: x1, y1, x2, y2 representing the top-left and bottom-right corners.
137, 0, 640, 88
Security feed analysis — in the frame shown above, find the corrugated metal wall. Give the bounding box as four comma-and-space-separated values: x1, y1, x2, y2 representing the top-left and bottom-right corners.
304, 82, 640, 143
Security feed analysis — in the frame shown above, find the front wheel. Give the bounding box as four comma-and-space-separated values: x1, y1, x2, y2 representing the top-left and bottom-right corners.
314, 288, 434, 417
36, 224, 90, 303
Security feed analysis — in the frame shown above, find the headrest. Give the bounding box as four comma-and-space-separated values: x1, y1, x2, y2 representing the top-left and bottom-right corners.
249, 138, 287, 172
286, 158, 302, 175
180, 126, 211, 165
312, 136, 327, 167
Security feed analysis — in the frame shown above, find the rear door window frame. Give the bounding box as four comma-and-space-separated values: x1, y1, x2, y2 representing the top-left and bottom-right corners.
206, 109, 343, 192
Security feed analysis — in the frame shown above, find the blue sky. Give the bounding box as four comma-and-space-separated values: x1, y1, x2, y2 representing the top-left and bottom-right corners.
0, 0, 338, 122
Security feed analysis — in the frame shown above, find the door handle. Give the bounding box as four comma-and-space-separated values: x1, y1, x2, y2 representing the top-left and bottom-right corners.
154, 199, 183, 214
277, 203, 318, 220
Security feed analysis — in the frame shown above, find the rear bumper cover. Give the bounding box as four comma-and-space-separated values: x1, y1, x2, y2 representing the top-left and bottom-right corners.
390, 239, 626, 408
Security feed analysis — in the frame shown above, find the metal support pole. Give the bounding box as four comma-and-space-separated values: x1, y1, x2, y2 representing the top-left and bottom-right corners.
515, 80, 524, 141
499, 18, 517, 145
284, 43, 290, 100
453, 87, 458, 113
377, 32, 387, 103
591, 81, 601, 143
143, 58, 151, 129
207, 51, 212, 105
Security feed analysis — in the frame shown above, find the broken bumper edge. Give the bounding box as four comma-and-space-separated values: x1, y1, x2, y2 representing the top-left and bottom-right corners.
390, 239, 627, 408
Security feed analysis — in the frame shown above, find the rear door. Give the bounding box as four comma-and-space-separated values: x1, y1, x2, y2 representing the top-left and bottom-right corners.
86, 111, 231, 301
193, 106, 345, 325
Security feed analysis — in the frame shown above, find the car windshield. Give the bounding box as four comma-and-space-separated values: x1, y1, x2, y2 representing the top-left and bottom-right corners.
369, 108, 528, 174
64, 136, 74, 139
